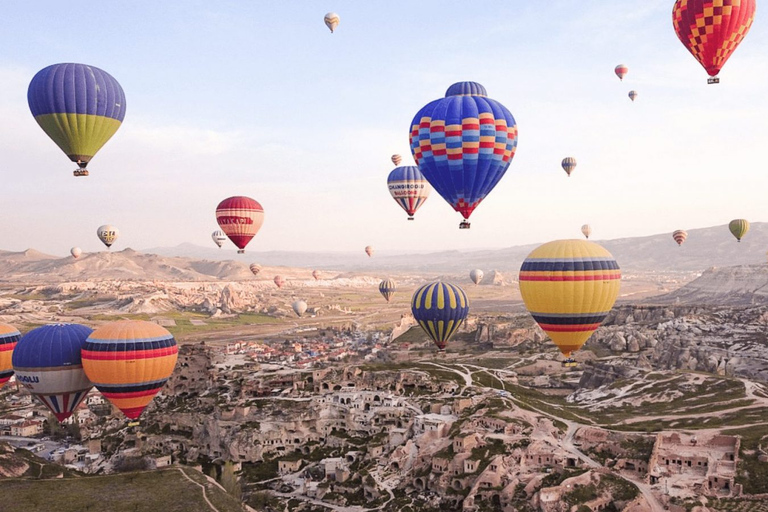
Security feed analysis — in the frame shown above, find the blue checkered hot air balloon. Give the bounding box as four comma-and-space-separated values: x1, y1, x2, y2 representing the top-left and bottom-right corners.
411, 281, 469, 351
409, 82, 517, 229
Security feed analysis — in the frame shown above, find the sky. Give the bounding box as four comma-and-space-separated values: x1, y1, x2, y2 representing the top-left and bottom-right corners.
1, 1, 768, 257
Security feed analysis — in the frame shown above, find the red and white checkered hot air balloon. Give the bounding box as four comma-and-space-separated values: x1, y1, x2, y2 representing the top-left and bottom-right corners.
216, 196, 264, 254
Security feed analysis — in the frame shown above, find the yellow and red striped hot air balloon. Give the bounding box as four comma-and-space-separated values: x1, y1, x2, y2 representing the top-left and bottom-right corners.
673, 0, 756, 84
0, 323, 21, 388
673, 229, 688, 246
519, 240, 621, 366
81, 320, 178, 420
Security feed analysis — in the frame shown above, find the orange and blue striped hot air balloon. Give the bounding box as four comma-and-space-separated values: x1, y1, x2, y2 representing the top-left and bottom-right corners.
673, 0, 756, 84
0, 323, 21, 388
519, 240, 621, 366
28, 63, 126, 176
81, 320, 178, 420
411, 281, 469, 350
379, 278, 397, 302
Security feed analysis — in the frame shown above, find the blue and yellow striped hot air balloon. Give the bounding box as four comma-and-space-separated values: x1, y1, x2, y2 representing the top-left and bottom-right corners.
411, 281, 469, 350
519, 240, 621, 366
12, 324, 94, 421
81, 320, 178, 420
379, 278, 397, 303
0, 323, 21, 388
409, 82, 518, 229
28, 63, 126, 177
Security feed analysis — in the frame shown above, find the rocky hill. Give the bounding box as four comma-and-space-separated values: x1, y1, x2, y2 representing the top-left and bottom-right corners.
649, 265, 768, 305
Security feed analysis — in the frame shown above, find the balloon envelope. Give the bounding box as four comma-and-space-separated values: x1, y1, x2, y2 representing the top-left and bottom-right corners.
562, 157, 577, 177
379, 279, 397, 302
292, 300, 308, 317
672, 230, 688, 246
469, 269, 483, 285
274, 276, 285, 288
673, 0, 756, 79
519, 240, 621, 360
365, 246, 374, 257
216, 196, 264, 253
12, 323, 93, 421
212, 230, 227, 248
0, 323, 21, 388
28, 63, 126, 174
581, 225, 592, 239
410, 82, 517, 227
71, 247, 82, 259
324, 12, 339, 32
312, 270, 320, 280
249, 263, 262, 276
411, 281, 469, 350
81, 320, 178, 420
387, 166, 430, 220
97, 225, 119, 249
628, 91, 638, 102
391, 154, 402, 166
729, 219, 749, 242
615, 64, 628, 80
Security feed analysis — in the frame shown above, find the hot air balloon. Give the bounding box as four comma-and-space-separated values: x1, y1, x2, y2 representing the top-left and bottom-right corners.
97, 225, 119, 249
365, 246, 374, 257
673, 0, 756, 84
0, 324, 21, 388
292, 300, 308, 317
216, 196, 264, 254
324, 12, 340, 33
12, 324, 93, 421
249, 263, 262, 276
615, 64, 628, 81
729, 219, 750, 242
410, 81, 517, 229
411, 281, 469, 351
81, 320, 177, 420
469, 269, 483, 285
387, 166, 431, 220
28, 63, 126, 177
562, 157, 577, 177
628, 90, 638, 102
379, 279, 397, 302
581, 225, 592, 239
519, 240, 621, 367
312, 270, 320, 280
672, 230, 688, 246
391, 154, 402, 166
70, 247, 82, 259
274, 276, 285, 288
212, 230, 227, 248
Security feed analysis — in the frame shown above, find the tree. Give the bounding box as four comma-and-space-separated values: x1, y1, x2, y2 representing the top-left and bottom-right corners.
220, 461, 242, 500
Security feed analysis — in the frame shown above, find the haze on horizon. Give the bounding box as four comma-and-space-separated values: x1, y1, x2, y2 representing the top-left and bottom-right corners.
1, 1, 767, 257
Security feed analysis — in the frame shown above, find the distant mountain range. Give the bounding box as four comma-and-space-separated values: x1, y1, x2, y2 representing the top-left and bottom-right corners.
0, 223, 765, 283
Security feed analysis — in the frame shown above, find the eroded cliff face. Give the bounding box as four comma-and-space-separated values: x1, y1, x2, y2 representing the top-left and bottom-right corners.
650, 264, 768, 305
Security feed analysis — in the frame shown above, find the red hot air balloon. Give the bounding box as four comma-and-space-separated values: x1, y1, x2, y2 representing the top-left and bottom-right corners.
673, 0, 756, 84
615, 64, 628, 81
274, 276, 285, 288
216, 196, 264, 253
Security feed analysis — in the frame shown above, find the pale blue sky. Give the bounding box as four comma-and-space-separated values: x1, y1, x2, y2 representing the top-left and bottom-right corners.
1, 1, 767, 256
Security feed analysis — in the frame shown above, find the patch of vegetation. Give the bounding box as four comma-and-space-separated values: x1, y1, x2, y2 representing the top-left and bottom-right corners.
725, 424, 768, 494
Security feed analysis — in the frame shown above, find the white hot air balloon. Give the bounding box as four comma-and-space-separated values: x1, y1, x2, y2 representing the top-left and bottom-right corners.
70, 247, 82, 259
470, 269, 484, 285
97, 225, 119, 249
324, 12, 339, 33
581, 224, 592, 239
212, 230, 227, 248
292, 300, 308, 317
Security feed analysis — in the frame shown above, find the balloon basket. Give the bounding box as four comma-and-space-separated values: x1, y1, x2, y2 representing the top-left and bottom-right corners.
459, 221, 470, 229
562, 358, 577, 368
407, 217, 414, 221
237, 250, 245, 254
708, 77, 720, 84
127, 420, 140, 428
73, 169, 89, 177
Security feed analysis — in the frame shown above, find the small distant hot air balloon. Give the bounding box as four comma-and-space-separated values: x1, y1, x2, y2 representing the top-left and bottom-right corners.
0, 324, 21, 388
70, 247, 82, 259
469, 269, 484, 285
562, 157, 577, 177
82, 320, 178, 420
628, 90, 638, 102
379, 279, 397, 302
97, 225, 119, 249
212, 230, 227, 248
249, 263, 262, 276
391, 154, 402, 166
729, 219, 750, 242
615, 64, 628, 81
411, 281, 469, 351
365, 246, 374, 257
673, 0, 756, 84
387, 166, 431, 220
292, 300, 308, 317
216, 196, 264, 254
12, 324, 93, 421
274, 276, 285, 288
581, 225, 592, 239
28, 63, 126, 177
312, 270, 320, 280
519, 240, 621, 366
324, 12, 340, 33
410, 82, 517, 229
672, 230, 688, 246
